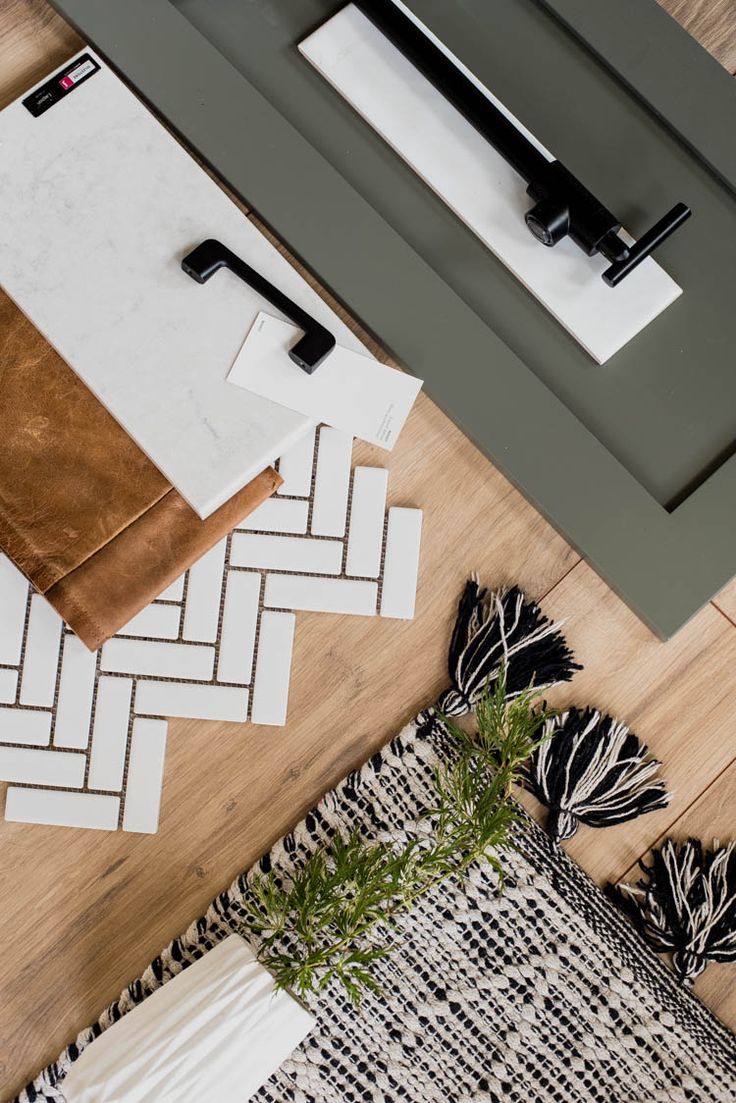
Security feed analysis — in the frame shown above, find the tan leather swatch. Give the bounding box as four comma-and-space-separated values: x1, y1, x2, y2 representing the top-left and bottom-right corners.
0, 291, 171, 591
0, 291, 281, 649
45, 469, 279, 651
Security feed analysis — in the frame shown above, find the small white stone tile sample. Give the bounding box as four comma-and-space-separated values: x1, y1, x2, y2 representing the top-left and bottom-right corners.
230, 533, 343, 575
135, 681, 249, 723
380, 508, 423, 619
251, 612, 295, 726
101, 639, 215, 680
54, 634, 98, 749
0, 668, 18, 703
237, 497, 310, 534
0, 745, 85, 786
264, 574, 378, 616
300, 6, 681, 364
183, 539, 227, 643
119, 603, 181, 639
122, 718, 167, 833
5, 787, 121, 831
217, 571, 261, 685
88, 677, 133, 791
277, 426, 316, 496
346, 467, 388, 578
311, 427, 353, 537
157, 576, 185, 602
0, 553, 28, 666
19, 595, 63, 706
0, 707, 51, 746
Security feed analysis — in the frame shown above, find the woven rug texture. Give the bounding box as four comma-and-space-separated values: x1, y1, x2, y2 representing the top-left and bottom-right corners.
19, 721, 736, 1103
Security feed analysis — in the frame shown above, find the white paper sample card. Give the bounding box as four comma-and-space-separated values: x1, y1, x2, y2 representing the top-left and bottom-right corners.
229, 313, 422, 447
0, 51, 371, 518
300, 5, 682, 364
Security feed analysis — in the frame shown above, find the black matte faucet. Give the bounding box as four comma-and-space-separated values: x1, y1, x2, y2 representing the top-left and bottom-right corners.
356, 0, 691, 286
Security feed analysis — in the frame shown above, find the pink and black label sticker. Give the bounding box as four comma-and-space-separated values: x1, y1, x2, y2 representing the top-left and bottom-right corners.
23, 53, 100, 117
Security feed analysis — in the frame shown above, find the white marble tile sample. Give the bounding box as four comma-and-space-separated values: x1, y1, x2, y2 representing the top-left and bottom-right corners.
380, 507, 423, 619
5, 788, 121, 832
122, 718, 168, 834
311, 428, 353, 537
231, 533, 344, 574
250, 612, 296, 727
346, 467, 388, 578
300, 5, 682, 363
0, 428, 422, 834
0, 52, 371, 516
277, 428, 317, 497
264, 574, 379, 616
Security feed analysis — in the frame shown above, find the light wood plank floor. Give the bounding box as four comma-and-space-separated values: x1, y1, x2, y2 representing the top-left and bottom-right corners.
0, 1, 734, 1096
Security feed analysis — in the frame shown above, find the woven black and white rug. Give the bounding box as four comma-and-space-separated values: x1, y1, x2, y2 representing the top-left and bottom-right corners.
20, 719, 735, 1103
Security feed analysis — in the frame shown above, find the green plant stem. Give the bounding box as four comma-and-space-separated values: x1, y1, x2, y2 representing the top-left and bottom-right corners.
238, 669, 554, 1003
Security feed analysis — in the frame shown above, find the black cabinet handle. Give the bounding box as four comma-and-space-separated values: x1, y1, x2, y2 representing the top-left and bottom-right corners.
356, 0, 691, 286
182, 239, 336, 373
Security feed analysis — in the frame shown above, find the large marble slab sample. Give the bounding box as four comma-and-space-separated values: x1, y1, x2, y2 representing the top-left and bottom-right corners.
300, 4, 682, 364
0, 50, 368, 518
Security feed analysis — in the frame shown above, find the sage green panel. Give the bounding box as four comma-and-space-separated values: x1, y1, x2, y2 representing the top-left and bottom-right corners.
175, 0, 736, 512
47, 0, 736, 636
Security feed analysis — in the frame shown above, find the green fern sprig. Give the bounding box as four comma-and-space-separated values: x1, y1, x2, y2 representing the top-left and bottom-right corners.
239, 671, 552, 1003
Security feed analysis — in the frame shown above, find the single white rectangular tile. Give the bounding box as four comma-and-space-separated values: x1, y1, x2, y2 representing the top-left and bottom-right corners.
0, 668, 18, 704
54, 634, 98, 749
301, 7, 681, 363
0, 707, 51, 745
0, 554, 28, 666
380, 507, 423, 619
217, 571, 261, 685
0, 745, 85, 786
87, 677, 133, 791
311, 427, 353, 537
5, 787, 120, 831
230, 532, 343, 574
101, 638, 214, 680
122, 717, 167, 834
236, 497, 309, 534
250, 611, 295, 726
264, 574, 378, 616
277, 426, 316, 496
135, 680, 249, 722
118, 602, 181, 639
183, 539, 227, 642
346, 467, 388, 578
19, 595, 63, 706
157, 576, 185, 602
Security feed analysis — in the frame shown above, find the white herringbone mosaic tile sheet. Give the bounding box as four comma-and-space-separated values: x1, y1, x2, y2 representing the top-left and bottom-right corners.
0, 426, 422, 834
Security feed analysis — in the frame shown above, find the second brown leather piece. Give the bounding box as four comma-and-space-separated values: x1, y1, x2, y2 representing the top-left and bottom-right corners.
46, 470, 279, 651
0, 291, 281, 650
0, 291, 172, 592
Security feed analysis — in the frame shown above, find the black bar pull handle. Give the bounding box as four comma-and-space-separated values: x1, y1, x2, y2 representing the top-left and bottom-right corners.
602, 204, 692, 287
355, 0, 691, 286
181, 239, 336, 373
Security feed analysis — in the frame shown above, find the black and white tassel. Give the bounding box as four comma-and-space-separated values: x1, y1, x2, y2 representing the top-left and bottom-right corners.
417, 578, 579, 733
524, 707, 671, 841
608, 838, 736, 983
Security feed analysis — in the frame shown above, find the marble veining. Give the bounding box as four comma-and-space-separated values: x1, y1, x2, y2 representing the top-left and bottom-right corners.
0, 50, 370, 518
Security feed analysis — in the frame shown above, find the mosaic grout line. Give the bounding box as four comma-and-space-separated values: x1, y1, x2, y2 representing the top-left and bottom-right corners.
0, 427, 423, 834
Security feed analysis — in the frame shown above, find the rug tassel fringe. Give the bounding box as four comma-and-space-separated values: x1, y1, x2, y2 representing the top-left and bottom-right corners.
607, 838, 736, 983
418, 578, 580, 732
524, 707, 671, 841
